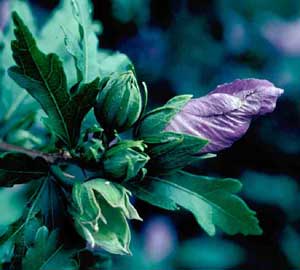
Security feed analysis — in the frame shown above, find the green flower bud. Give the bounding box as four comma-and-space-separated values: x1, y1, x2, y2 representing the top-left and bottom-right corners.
103, 140, 149, 181
94, 71, 142, 133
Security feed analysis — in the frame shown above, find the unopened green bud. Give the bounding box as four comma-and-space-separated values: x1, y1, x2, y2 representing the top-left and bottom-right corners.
103, 140, 149, 181
94, 71, 142, 133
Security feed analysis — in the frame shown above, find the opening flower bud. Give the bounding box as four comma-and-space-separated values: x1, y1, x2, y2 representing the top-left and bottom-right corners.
70, 179, 142, 255
94, 71, 142, 133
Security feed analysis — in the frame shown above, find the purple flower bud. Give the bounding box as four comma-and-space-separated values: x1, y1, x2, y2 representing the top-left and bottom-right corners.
165, 79, 284, 153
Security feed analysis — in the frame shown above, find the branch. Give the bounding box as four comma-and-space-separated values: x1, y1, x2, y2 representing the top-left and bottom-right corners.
0, 140, 73, 164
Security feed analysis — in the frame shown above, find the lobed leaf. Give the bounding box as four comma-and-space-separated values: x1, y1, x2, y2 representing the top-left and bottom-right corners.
130, 171, 262, 236
0, 1, 38, 130
22, 226, 78, 270
8, 12, 100, 147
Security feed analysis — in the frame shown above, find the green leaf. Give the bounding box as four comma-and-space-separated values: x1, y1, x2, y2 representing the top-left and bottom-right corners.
65, 0, 133, 80
38, 0, 79, 55
130, 171, 262, 236
68, 78, 101, 143
24, 0, 129, 85
23, 218, 42, 247
8, 12, 100, 147
127, 181, 179, 211
0, 1, 38, 127
0, 186, 28, 226
38, 0, 81, 87
0, 238, 14, 264
70, 179, 141, 255
97, 51, 133, 77
64, 0, 101, 82
22, 226, 78, 270
0, 152, 48, 187
8, 12, 69, 145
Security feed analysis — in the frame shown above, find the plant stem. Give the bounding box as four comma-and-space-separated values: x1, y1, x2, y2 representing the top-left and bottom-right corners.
0, 140, 72, 164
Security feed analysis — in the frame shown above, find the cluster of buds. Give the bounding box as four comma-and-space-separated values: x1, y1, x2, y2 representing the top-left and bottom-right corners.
80, 70, 283, 254
93, 70, 283, 180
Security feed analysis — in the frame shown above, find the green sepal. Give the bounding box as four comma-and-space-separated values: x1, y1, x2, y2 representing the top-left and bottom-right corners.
134, 95, 192, 138
143, 131, 208, 174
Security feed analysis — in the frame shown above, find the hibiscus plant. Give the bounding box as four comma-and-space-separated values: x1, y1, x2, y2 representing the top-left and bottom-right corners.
0, 0, 283, 269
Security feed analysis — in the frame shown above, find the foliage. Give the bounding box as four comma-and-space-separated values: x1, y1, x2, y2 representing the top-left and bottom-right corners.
22, 226, 78, 270
129, 171, 262, 236
0, 0, 278, 269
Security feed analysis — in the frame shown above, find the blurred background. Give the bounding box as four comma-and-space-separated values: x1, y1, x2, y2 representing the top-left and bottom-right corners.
1, 0, 300, 269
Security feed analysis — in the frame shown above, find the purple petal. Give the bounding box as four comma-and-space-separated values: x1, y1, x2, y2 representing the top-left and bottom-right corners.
165, 79, 284, 153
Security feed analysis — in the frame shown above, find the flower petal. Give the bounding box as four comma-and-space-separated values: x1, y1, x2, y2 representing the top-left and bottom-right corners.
165, 79, 284, 153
